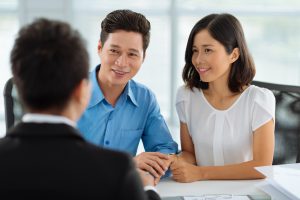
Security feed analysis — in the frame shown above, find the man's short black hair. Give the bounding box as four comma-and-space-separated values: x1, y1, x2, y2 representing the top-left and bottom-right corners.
10, 18, 89, 111
100, 9, 151, 54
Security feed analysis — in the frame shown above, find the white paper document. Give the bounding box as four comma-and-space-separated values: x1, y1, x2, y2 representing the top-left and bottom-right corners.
257, 181, 291, 200
255, 163, 300, 200
184, 195, 250, 200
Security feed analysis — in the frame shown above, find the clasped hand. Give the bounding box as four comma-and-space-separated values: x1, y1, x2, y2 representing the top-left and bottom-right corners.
134, 152, 173, 185
169, 155, 202, 183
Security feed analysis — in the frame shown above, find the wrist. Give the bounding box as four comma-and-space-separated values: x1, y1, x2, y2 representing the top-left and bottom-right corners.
168, 154, 178, 162
198, 166, 208, 180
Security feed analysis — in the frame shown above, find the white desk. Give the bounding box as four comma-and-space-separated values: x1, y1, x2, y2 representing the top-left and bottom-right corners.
157, 177, 267, 197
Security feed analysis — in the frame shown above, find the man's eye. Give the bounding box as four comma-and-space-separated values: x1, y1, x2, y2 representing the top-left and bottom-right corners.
129, 53, 138, 57
110, 49, 118, 53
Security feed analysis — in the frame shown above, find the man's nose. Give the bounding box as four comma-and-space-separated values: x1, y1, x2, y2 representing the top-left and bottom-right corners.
115, 54, 128, 67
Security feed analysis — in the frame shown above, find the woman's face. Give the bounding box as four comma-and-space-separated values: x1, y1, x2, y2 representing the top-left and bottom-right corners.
191, 29, 238, 84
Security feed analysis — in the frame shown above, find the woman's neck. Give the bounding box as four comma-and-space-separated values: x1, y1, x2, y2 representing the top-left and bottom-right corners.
203, 81, 244, 110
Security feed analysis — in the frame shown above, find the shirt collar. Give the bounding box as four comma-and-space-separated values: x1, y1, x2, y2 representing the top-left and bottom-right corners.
88, 65, 138, 108
22, 113, 76, 127
126, 81, 138, 107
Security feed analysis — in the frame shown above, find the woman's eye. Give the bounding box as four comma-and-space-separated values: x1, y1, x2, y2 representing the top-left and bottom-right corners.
204, 48, 212, 53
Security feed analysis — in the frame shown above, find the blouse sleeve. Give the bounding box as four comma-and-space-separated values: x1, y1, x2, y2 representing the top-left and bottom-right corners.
175, 86, 188, 123
252, 87, 276, 131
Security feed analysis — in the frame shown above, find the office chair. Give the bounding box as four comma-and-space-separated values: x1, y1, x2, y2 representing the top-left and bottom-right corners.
3, 77, 24, 131
252, 80, 300, 164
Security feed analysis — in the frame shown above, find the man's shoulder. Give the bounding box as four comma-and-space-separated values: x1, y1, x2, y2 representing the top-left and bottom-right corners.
129, 79, 154, 96
130, 79, 150, 90
128, 80, 159, 108
3, 123, 133, 168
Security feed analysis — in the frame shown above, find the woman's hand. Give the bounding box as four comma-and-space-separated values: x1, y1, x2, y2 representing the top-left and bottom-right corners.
170, 159, 202, 183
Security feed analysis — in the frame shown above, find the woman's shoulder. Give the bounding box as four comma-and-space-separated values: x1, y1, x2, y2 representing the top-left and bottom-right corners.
177, 85, 201, 94
176, 85, 200, 102
177, 85, 189, 93
248, 85, 275, 104
249, 84, 274, 97
176, 85, 189, 103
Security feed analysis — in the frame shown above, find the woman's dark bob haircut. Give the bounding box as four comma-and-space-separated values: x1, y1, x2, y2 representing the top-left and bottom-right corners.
182, 13, 255, 92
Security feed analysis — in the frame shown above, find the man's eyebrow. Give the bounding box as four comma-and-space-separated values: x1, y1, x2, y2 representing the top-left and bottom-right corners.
110, 44, 120, 48
109, 44, 141, 54
128, 48, 140, 54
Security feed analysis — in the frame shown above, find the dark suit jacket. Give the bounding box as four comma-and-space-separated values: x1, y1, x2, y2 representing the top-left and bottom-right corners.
0, 122, 160, 200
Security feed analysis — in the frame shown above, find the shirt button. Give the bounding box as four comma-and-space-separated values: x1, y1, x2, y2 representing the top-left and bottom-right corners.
105, 140, 110, 145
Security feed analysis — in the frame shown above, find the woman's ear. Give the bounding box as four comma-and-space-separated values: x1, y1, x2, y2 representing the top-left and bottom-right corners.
230, 48, 240, 63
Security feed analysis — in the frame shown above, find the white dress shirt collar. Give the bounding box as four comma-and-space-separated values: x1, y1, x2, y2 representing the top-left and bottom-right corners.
22, 113, 76, 127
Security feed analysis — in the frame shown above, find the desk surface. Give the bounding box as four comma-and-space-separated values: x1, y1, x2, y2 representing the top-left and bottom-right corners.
157, 178, 267, 197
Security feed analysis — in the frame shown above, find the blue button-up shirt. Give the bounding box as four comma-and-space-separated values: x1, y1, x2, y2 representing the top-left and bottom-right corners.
77, 65, 178, 156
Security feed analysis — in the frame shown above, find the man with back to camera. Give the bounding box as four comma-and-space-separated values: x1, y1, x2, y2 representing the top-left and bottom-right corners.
0, 18, 161, 200
77, 9, 178, 183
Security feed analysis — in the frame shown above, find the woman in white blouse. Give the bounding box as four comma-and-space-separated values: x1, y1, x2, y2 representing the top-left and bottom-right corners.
169, 13, 275, 182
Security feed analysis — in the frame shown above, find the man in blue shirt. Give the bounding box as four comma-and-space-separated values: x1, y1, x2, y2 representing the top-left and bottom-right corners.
77, 9, 178, 183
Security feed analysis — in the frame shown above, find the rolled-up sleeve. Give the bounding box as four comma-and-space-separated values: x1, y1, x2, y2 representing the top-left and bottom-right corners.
142, 92, 178, 154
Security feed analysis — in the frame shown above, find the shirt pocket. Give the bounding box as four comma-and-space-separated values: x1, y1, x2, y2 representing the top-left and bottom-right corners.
120, 129, 143, 156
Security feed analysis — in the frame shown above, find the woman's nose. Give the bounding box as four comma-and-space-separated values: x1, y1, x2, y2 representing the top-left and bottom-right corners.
193, 52, 205, 66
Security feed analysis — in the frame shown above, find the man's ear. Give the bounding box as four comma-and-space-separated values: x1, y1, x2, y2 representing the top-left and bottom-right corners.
97, 40, 103, 53
142, 51, 146, 63
230, 47, 240, 63
73, 79, 91, 110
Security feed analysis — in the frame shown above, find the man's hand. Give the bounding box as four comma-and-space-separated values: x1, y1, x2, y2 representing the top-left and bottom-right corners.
167, 154, 179, 164
137, 169, 155, 186
170, 158, 201, 183
134, 152, 170, 181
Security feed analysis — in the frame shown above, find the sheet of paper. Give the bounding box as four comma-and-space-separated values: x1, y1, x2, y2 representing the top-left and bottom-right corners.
184, 195, 250, 200
255, 164, 300, 200
256, 181, 291, 200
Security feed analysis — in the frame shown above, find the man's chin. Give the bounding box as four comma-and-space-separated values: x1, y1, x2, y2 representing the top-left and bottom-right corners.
110, 79, 129, 87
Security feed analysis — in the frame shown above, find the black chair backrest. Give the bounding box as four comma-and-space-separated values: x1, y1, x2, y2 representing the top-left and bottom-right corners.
3, 78, 25, 131
252, 80, 300, 164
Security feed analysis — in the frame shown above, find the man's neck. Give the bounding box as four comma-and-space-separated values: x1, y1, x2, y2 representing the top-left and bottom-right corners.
28, 105, 77, 123
97, 74, 127, 107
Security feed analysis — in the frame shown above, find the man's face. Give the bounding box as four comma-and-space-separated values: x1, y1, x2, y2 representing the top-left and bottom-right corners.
98, 30, 145, 88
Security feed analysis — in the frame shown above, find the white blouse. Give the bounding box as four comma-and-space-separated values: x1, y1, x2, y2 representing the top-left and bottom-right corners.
176, 85, 275, 166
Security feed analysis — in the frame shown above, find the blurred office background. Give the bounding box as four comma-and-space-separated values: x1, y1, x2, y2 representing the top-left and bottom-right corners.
1, 0, 300, 142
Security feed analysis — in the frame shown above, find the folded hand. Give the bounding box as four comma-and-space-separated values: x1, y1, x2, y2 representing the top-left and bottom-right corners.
134, 152, 172, 184
170, 159, 201, 183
